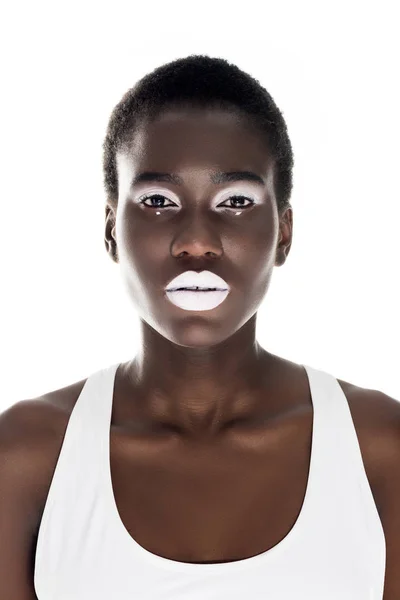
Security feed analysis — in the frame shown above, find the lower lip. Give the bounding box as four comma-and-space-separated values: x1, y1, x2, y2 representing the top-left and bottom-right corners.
165, 289, 230, 311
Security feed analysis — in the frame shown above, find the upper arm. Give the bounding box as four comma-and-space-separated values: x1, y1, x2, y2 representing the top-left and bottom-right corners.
371, 393, 400, 600
0, 400, 44, 600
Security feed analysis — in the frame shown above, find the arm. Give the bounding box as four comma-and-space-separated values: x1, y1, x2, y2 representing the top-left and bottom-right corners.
373, 393, 400, 599
0, 400, 42, 599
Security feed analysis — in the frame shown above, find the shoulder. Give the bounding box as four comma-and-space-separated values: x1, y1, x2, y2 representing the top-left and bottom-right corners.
0, 373, 89, 456
0, 376, 89, 534
337, 377, 400, 466
337, 376, 400, 453
0, 371, 90, 460
336, 377, 400, 517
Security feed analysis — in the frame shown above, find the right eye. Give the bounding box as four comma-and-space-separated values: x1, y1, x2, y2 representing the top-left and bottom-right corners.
139, 194, 176, 208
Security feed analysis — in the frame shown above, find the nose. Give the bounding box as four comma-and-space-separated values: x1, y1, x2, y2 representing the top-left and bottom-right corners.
170, 213, 224, 259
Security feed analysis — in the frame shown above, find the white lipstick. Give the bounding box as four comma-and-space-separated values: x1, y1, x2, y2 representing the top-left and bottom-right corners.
165, 270, 230, 311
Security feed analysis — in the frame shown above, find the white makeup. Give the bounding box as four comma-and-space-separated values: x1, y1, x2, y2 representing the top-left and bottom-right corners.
134, 185, 261, 212
165, 288, 230, 311
116, 152, 265, 211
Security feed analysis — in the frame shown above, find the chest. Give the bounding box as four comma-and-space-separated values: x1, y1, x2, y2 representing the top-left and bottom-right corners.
37, 376, 388, 569
108, 409, 317, 564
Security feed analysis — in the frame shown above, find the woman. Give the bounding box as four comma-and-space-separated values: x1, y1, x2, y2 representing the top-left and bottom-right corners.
1, 54, 399, 599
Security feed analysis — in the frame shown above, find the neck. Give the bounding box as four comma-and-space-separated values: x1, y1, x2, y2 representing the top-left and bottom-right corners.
122, 316, 279, 438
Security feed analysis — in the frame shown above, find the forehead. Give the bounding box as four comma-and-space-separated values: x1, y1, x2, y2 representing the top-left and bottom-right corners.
118, 107, 273, 181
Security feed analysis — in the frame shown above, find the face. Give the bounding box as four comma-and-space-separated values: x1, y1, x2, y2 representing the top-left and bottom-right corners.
105, 106, 293, 348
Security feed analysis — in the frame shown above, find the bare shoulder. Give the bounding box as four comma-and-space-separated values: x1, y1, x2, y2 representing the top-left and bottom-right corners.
0, 376, 90, 533
0, 374, 89, 451
337, 376, 400, 465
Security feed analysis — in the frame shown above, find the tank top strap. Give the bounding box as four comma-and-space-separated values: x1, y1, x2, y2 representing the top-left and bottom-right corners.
57, 362, 121, 479
303, 363, 386, 578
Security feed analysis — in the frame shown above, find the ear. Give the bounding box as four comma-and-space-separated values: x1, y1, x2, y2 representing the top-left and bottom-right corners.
104, 203, 119, 263
275, 206, 293, 267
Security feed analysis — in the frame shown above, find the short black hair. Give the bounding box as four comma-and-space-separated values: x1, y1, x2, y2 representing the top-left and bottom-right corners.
102, 54, 294, 215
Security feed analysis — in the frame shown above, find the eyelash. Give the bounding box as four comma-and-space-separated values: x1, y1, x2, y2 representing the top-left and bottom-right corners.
138, 193, 255, 210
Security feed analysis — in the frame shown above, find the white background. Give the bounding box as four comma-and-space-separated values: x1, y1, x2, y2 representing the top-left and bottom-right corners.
1, 0, 399, 408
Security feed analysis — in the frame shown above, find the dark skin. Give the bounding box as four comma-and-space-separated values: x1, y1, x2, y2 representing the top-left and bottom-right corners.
104, 105, 294, 439
104, 106, 400, 594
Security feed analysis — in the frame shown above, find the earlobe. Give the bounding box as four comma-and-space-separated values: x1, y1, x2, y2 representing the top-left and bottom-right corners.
106, 240, 119, 263
275, 241, 291, 267
274, 247, 285, 267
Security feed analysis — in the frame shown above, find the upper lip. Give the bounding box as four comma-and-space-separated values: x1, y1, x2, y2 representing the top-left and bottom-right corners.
165, 270, 230, 291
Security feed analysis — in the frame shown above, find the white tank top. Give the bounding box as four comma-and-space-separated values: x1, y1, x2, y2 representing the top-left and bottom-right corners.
33, 362, 386, 599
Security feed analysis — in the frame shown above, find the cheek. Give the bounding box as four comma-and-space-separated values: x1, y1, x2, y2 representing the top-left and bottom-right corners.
117, 217, 169, 292
242, 246, 276, 297
235, 226, 278, 301
232, 220, 276, 269
118, 204, 160, 255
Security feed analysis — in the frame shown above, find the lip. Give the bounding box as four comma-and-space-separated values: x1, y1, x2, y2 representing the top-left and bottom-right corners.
165, 288, 230, 311
165, 270, 230, 292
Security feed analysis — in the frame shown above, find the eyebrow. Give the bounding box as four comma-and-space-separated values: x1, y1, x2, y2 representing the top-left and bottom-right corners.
130, 170, 266, 188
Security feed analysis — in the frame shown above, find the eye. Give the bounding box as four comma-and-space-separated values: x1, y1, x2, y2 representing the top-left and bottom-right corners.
138, 194, 177, 209
219, 195, 255, 209
138, 193, 255, 210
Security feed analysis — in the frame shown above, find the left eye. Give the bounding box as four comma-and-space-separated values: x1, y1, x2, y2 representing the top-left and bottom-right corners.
138, 194, 255, 209
222, 195, 255, 209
